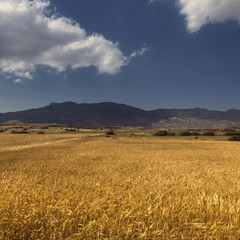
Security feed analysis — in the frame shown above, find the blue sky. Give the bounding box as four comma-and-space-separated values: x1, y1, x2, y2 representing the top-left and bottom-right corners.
0, 0, 240, 112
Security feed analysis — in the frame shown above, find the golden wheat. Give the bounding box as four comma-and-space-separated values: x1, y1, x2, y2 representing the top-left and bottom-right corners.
0, 135, 240, 239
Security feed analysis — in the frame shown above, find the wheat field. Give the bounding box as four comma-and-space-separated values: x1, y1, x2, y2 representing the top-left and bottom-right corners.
1, 134, 240, 239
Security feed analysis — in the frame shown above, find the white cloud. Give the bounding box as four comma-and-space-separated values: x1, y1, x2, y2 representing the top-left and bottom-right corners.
177, 0, 240, 32
130, 46, 151, 59
0, 0, 128, 78
14, 79, 23, 83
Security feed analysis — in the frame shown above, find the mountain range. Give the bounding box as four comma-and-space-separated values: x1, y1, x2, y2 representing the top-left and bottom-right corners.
0, 102, 240, 129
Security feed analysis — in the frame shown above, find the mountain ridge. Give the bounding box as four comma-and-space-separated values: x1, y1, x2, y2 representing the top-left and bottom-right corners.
0, 102, 240, 128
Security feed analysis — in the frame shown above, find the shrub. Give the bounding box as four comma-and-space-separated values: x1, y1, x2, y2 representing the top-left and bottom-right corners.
192, 132, 201, 136
203, 131, 215, 136
65, 129, 76, 132
106, 130, 115, 135
179, 131, 192, 136
106, 130, 115, 137
154, 131, 168, 136
11, 130, 29, 134
228, 136, 240, 141
154, 131, 176, 137
225, 132, 240, 136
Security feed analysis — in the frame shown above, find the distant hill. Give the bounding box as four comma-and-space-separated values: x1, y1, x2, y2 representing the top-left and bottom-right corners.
0, 102, 240, 129
0, 120, 25, 126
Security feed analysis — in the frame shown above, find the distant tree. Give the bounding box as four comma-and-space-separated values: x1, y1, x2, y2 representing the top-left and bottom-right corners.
154, 131, 168, 136
203, 131, 215, 136
179, 131, 192, 136
225, 131, 240, 136
228, 136, 240, 141
154, 131, 176, 136
192, 132, 201, 136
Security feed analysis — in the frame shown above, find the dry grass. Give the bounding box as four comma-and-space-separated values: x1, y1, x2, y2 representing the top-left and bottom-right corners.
1, 135, 240, 239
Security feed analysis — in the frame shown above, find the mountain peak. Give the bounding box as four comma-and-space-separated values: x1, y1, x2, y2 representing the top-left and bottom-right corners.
49, 101, 77, 106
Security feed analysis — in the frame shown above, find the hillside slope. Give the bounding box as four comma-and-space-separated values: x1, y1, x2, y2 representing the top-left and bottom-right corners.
0, 102, 240, 128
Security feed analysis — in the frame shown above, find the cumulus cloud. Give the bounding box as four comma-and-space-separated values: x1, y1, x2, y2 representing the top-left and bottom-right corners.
177, 0, 240, 32
150, 0, 240, 32
0, 0, 128, 78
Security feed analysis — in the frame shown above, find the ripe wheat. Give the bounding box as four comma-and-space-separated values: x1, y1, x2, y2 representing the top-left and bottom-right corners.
0, 135, 240, 239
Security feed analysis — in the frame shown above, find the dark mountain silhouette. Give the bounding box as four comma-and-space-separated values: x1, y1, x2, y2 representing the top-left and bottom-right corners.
0, 102, 240, 128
